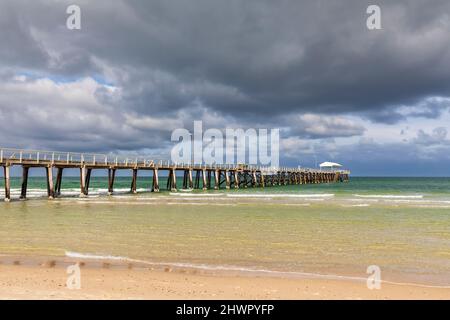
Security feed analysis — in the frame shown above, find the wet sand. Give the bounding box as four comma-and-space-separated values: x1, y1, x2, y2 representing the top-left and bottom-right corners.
0, 264, 449, 300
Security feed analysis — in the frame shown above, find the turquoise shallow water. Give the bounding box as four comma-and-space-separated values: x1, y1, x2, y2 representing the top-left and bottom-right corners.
0, 177, 449, 286
2, 176, 450, 198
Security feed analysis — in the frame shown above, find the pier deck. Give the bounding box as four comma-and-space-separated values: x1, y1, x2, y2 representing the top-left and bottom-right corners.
0, 148, 349, 201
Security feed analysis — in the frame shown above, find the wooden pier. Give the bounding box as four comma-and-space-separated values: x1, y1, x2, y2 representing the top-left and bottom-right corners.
0, 148, 349, 201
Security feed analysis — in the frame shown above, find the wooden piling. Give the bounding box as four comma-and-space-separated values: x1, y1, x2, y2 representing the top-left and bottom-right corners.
202, 169, 207, 190
131, 169, 138, 193
80, 167, 87, 196
214, 170, 219, 190
225, 170, 230, 189
46, 166, 54, 199
206, 170, 212, 189
20, 166, 29, 200
188, 169, 193, 189
171, 169, 177, 191
240, 172, 246, 188
85, 168, 92, 195
182, 170, 188, 189
108, 168, 116, 195
54, 168, 63, 197
251, 171, 256, 187
166, 170, 171, 190
152, 168, 160, 192
194, 170, 200, 189
4, 165, 11, 202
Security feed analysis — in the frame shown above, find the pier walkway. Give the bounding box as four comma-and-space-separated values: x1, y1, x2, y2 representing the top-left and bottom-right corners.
0, 148, 350, 201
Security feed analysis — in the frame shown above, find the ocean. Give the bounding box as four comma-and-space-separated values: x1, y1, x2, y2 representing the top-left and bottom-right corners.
1, 177, 449, 287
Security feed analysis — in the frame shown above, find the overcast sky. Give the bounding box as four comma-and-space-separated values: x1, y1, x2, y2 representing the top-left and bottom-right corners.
1, 0, 450, 175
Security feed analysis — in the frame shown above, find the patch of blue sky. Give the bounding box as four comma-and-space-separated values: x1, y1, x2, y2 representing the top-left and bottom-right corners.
16, 71, 114, 86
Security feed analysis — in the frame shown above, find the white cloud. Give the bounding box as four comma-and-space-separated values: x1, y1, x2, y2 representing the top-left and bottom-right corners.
284, 113, 365, 139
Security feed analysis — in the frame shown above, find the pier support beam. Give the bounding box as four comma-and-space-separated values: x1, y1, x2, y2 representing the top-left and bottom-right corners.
167, 169, 173, 191
170, 169, 177, 192
131, 169, 138, 194
80, 167, 87, 197
214, 170, 219, 190
334, 172, 340, 182
4, 165, 11, 202
194, 170, 200, 189
20, 166, 29, 200
206, 170, 211, 189
188, 169, 193, 189
234, 171, 239, 189
54, 168, 63, 197
182, 170, 188, 189
225, 170, 230, 189
152, 168, 160, 192
108, 168, 116, 195
46, 166, 54, 199
85, 168, 92, 195
252, 171, 257, 187
202, 169, 207, 190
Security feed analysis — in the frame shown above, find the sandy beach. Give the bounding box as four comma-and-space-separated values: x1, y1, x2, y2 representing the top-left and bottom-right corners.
0, 263, 449, 300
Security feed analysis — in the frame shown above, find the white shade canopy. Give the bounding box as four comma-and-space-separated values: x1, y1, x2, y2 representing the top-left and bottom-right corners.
319, 161, 342, 168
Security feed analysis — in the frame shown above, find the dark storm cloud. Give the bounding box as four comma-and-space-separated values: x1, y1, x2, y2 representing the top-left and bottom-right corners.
85, 0, 450, 121
363, 97, 450, 124
0, 2, 49, 68
3, 0, 450, 121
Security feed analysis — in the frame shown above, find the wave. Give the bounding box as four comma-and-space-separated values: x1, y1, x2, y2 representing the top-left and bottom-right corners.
169, 193, 225, 197
166, 202, 236, 206
353, 194, 423, 199
226, 193, 334, 198
341, 204, 371, 207
64, 251, 450, 289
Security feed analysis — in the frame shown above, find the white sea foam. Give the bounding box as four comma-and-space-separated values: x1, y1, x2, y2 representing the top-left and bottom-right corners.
170, 193, 225, 197
344, 198, 380, 202
341, 204, 371, 207
67, 201, 160, 205
64, 251, 450, 289
176, 197, 231, 201
166, 202, 236, 206
226, 193, 334, 198
353, 194, 423, 199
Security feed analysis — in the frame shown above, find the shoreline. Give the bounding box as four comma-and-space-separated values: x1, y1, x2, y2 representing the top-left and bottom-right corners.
1, 263, 449, 300
0, 255, 449, 300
